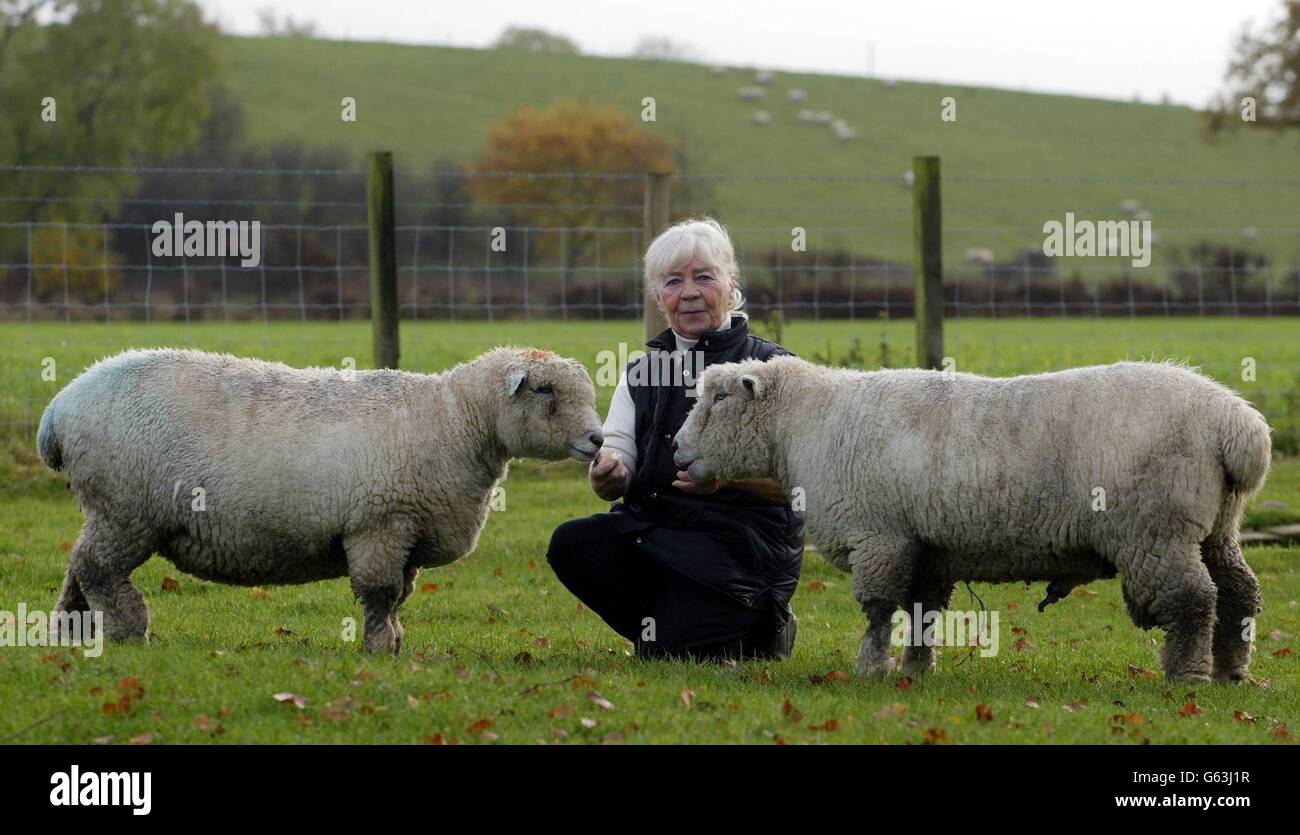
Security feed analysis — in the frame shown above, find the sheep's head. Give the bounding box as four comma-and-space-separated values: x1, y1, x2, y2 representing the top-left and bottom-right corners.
673, 358, 780, 483
496, 349, 603, 463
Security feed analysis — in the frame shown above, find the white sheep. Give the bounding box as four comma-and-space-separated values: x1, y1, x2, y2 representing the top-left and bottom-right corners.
39, 347, 603, 654
673, 357, 1272, 682
737, 86, 766, 101
751, 110, 771, 126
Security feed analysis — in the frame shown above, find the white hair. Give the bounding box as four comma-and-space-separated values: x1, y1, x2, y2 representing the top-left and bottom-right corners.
643, 215, 746, 320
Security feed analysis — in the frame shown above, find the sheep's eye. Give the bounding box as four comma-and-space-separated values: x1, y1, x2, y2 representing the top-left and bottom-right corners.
713, 390, 729, 403
535, 384, 554, 395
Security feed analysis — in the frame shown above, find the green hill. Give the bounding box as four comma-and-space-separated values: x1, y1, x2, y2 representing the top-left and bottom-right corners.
222, 35, 1300, 281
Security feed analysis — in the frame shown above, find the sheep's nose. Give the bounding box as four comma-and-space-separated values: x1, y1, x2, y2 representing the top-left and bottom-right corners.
588, 431, 604, 449
671, 438, 679, 453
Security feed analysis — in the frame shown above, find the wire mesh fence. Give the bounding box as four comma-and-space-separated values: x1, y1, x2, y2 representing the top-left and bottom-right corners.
1, 162, 1297, 450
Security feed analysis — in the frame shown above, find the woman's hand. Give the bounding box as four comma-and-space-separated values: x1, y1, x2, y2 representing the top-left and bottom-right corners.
673, 469, 725, 495
590, 450, 630, 501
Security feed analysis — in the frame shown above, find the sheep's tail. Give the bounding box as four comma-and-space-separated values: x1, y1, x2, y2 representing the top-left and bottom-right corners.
37, 399, 63, 472
1209, 395, 1272, 543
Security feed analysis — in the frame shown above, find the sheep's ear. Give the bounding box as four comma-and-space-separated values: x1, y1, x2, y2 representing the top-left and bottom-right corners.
740, 373, 763, 400
508, 369, 528, 396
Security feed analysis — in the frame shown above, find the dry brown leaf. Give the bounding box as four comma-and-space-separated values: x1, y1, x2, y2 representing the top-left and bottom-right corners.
272, 692, 307, 709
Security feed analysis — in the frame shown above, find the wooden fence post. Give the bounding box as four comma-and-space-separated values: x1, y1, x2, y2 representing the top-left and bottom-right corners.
368, 151, 399, 369
913, 155, 944, 370
643, 170, 672, 343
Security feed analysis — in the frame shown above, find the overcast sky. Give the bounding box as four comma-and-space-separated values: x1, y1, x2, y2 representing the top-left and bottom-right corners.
201, 0, 1281, 107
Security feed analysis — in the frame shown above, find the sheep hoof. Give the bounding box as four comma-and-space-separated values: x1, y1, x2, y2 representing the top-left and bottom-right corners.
855, 654, 900, 677
1212, 667, 1251, 684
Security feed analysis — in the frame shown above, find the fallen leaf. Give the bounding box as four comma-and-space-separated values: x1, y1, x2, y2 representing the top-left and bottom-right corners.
467, 717, 494, 735
1025, 698, 1041, 709
534, 637, 551, 649
525, 560, 539, 570
895, 677, 914, 692
272, 692, 307, 709
1063, 699, 1089, 713
1233, 710, 1255, 723
1127, 664, 1157, 681
1273, 647, 1292, 658
579, 717, 599, 729
513, 651, 533, 666
161, 576, 180, 592
548, 704, 572, 719
1178, 700, 1202, 717
809, 670, 850, 684
587, 690, 615, 711
420, 583, 439, 593
680, 689, 695, 708
807, 581, 828, 591
809, 718, 840, 732
922, 727, 949, 744
250, 587, 268, 599
274, 627, 294, 637
128, 733, 154, 745
975, 704, 994, 724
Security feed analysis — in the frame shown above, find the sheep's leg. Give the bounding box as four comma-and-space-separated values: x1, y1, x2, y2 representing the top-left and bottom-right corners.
1115, 544, 1216, 683
69, 522, 151, 641
901, 575, 955, 675
1201, 539, 1260, 682
346, 534, 409, 655
52, 567, 93, 637
849, 537, 917, 676
390, 564, 419, 654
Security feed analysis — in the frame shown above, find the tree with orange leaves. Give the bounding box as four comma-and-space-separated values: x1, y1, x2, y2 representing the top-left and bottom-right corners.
466, 99, 675, 301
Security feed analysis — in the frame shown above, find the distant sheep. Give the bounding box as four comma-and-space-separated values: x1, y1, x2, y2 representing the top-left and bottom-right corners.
751, 111, 771, 126
674, 357, 1271, 683
737, 86, 766, 101
39, 348, 603, 654
786, 88, 808, 102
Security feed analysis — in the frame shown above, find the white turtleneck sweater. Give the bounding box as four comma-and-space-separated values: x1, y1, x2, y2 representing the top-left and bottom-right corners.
602, 331, 698, 472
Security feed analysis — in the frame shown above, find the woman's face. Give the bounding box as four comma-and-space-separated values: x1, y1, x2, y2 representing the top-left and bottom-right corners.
659, 256, 729, 338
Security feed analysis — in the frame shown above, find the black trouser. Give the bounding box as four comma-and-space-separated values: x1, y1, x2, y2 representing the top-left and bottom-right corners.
547, 516, 775, 661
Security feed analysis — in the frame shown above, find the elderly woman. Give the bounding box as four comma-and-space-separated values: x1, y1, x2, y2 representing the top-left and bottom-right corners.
547, 216, 803, 661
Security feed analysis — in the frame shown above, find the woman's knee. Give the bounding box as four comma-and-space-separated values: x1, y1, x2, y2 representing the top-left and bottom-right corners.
546, 517, 603, 578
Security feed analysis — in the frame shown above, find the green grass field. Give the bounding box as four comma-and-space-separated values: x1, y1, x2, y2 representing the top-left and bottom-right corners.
220, 35, 1300, 275
1, 318, 1297, 743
